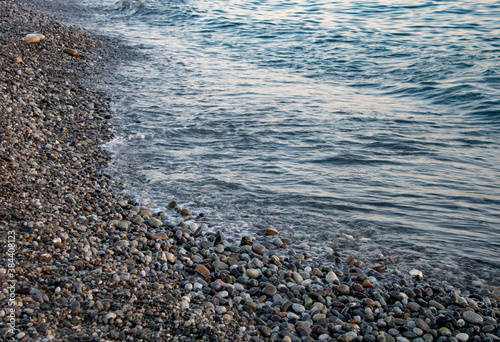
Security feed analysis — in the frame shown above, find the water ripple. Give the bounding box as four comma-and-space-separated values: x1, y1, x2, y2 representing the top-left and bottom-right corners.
80, 0, 500, 286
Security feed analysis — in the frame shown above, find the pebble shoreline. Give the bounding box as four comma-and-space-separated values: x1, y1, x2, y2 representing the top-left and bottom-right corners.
1, 1, 500, 341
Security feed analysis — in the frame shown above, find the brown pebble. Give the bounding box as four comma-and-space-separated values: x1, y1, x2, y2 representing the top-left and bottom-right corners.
83, 205, 92, 212
338, 285, 350, 295
353, 283, 363, 292
13, 56, 22, 63
180, 208, 192, 217
151, 232, 169, 240
195, 264, 210, 279
240, 236, 254, 246
362, 298, 375, 306
252, 244, 266, 255
63, 48, 79, 56
23, 33, 45, 43
139, 209, 152, 217
346, 255, 356, 265
265, 228, 279, 236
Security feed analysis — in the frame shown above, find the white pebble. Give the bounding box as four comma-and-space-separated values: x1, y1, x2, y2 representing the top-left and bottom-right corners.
326, 271, 340, 284
105, 312, 117, 320
216, 306, 227, 314
409, 269, 424, 277
23, 33, 45, 43
180, 300, 189, 310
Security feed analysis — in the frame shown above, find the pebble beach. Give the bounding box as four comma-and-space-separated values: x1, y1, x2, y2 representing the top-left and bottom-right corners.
1, 1, 500, 341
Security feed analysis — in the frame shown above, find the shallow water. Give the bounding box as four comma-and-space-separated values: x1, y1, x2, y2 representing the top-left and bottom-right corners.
69, 0, 500, 287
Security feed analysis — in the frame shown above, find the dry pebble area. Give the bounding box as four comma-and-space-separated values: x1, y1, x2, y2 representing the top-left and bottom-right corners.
1, 1, 500, 341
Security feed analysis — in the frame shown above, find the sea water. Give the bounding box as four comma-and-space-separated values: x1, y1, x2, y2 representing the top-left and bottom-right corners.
62, 0, 500, 287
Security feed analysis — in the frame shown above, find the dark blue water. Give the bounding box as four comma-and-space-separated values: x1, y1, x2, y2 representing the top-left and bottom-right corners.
77, 0, 500, 287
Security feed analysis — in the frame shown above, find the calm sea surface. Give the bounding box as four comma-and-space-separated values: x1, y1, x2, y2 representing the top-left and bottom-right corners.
71, 0, 500, 287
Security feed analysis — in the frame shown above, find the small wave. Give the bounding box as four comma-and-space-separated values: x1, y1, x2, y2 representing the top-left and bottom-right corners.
310, 154, 399, 166
103, 136, 127, 151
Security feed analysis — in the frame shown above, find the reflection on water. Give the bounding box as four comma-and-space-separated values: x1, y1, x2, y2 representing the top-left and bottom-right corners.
77, 0, 500, 287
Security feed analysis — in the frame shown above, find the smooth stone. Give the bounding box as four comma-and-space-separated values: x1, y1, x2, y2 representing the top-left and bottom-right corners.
148, 217, 162, 228
259, 326, 272, 337
292, 272, 303, 283
265, 228, 279, 236
313, 313, 327, 321
438, 327, 452, 337
117, 220, 130, 229
339, 332, 355, 342
151, 231, 169, 240
273, 238, 284, 247
409, 269, 424, 278
180, 208, 192, 216
211, 280, 224, 291
246, 269, 260, 279
212, 260, 229, 270
105, 312, 117, 320
241, 236, 254, 246
167, 253, 176, 263
415, 318, 430, 332
338, 285, 350, 295
407, 302, 420, 312
216, 306, 227, 314
292, 303, 306, 314
23, 32, 45, 43
251, 257, 264, 268
483, 325, 496, 333
462, 311, 483, 325
195, 264, 211, 278
139, 209, 153, 217
180, 300, 189, 310
346, 255, 357, 265
429, 300, 445, 311
69, 300, 80, 312
252, 244, 266, 255
397, 338, 410, 342
263, 284, 277, 296
325, 271, 340, 285
456, 333, 469, 342
199, 240, 213, 248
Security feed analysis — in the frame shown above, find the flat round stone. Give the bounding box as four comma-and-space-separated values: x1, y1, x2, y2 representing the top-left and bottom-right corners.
462, 311, 483, 325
